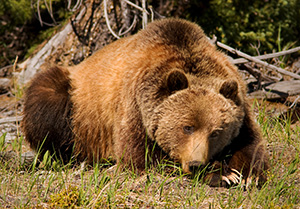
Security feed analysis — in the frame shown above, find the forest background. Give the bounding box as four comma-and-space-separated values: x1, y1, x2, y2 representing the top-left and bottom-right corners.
1, 0, 300, 69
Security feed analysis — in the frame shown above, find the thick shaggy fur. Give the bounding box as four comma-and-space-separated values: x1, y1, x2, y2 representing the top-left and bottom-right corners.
23, 18, 269, 186
22, 66, 74, 162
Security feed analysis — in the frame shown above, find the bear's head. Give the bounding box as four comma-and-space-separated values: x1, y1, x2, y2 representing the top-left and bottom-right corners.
149, 70, 245, 173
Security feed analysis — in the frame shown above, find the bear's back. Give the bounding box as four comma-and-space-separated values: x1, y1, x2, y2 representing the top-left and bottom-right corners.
67, 18, 247, 162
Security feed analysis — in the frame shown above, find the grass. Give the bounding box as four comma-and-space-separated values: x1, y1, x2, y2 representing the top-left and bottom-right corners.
0, 100, 299, 208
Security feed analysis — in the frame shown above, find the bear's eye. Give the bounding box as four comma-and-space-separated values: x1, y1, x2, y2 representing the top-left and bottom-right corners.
210, 130, 221, 139
183, 126, 194, 135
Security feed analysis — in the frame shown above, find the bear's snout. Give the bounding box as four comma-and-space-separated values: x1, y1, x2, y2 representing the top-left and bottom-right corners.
182, 159, 207, 174
188, 160, 205, 173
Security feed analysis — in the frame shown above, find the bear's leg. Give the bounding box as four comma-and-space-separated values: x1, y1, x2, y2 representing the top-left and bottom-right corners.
206, 109, 269, 187
113, 109, 166, 171
112, 107, 146, 170
22, 66, 74, 162
228, 109, 269, 186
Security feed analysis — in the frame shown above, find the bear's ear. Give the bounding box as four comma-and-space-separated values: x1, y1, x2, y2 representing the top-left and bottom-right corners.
219, 80, 239, 104
167, 70, 189, 94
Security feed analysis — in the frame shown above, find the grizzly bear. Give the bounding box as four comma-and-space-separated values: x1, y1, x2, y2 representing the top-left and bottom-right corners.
22, 18, 269, 187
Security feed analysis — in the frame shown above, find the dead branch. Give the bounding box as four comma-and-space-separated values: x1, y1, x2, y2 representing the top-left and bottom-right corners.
216, 41, 300, 79
105, 0, 150, 37
149, 6, 154, 22
122, 0, 149, 29
36, 0, 43, 26
119, 15, 138, 36
44, 0, 57, 25
233, 46, 300, 64
0, 65, 13, 76
67, 0, 83, 12
241, 64, 279, 83
104, 0, 121, 39
32, 0, 57, 27
123, 0, 149, 15
289, 96, 300, 108
0, 116, 23, 125
120, 0, 131, 33
142, 0, 148, 28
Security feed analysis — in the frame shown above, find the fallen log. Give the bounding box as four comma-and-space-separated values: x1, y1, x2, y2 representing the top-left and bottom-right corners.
216, 41, 300, 80
248, 80, 300, 99
17, 6, 87, 85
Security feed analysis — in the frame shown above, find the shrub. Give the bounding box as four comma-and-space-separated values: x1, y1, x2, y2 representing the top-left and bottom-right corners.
185, 0, 300, 54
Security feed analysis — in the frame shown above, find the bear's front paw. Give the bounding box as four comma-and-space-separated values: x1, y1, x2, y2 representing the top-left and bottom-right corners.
204, 162, 243, 187
205, 168, 242, 187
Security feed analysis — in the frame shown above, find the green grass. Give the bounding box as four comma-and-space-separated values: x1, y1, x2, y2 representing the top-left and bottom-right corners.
0, 100, 299, 208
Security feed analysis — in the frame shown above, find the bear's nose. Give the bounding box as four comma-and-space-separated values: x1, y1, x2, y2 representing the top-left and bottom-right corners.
188, 161, 204, 173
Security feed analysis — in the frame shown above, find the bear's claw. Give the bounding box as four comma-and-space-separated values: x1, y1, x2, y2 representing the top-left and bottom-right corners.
221, 168, 242, 185
204, 165, 243, 187
241, 176, 260, 189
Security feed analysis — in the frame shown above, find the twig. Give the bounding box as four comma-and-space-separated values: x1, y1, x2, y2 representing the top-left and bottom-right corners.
67, 0, 83, 11
0, 116, 23, 125
149, 6, 154, 22
35, 0, 56, 27
250, 41, 261, 57
289, 95, 300, 109
119, 15, 138, 36
142, 0, 148, 28
0, 65, 13, 74
233, 46, 300, 64
241, 64, 279, 82
37, 0, 43, 26
216, 41, 300, 79
209, 35, 217, 45
44, 0, 57, 25
103, 0, 120, 39
119, 0, 131, 35
123, 0, 149, 15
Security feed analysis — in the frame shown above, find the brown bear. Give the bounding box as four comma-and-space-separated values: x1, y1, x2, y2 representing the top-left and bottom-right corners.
22, 18, 269, 187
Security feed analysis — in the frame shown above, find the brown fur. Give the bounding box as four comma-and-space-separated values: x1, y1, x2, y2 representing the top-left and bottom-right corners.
22, 18, 269, 186
22, 66, 74, 162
